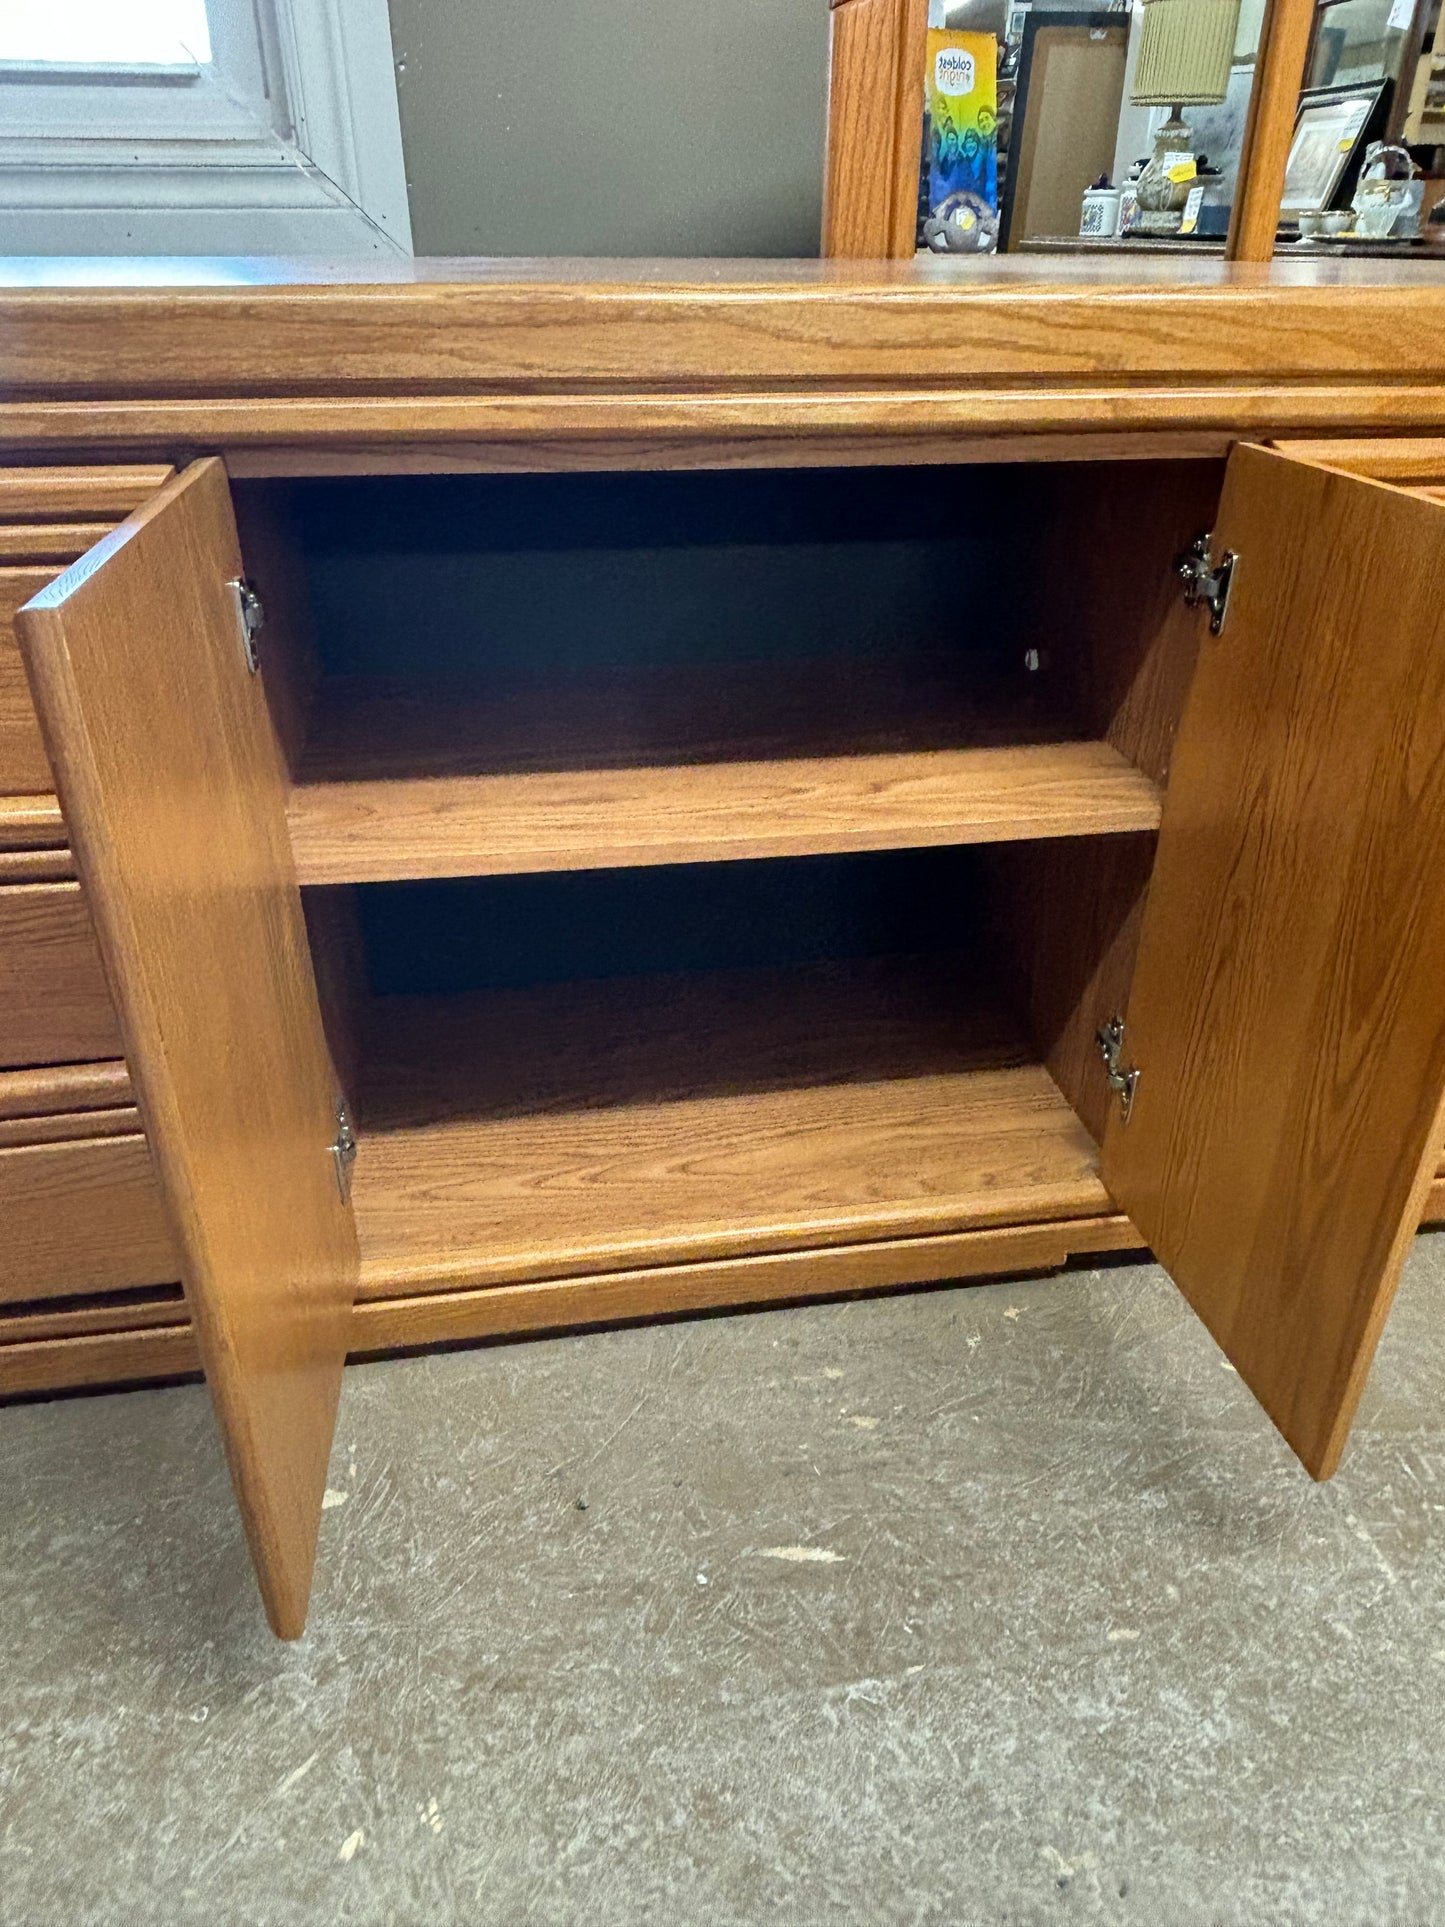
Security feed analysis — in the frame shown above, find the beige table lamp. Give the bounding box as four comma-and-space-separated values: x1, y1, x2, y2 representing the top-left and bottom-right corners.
1130, 0, 1242, 230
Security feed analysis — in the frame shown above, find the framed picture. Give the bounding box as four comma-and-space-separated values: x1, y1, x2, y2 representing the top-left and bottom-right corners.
997, 9, 1130, 250
1280, 82, 1387, 213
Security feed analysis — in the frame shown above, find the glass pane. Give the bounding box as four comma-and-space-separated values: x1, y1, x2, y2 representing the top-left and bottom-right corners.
0, 0, 212, 65
1308, 0, 1410, 89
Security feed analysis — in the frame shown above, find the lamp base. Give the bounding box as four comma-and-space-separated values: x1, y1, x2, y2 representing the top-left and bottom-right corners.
1135, 106, 1196, 215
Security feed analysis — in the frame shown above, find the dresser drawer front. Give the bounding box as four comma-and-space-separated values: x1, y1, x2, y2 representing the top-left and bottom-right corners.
0, 1134, 178, 1302
0, 881, 123, 1067
0, 568, 55, 794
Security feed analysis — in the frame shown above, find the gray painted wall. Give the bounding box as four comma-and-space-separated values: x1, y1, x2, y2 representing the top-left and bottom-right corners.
386, 0, 830, 257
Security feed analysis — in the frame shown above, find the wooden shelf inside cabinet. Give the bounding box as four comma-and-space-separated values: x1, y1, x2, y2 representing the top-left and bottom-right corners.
286, 665, 1164, 885
347, 953, 1115, 1299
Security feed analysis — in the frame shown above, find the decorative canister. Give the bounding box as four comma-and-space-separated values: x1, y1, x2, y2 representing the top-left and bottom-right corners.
1080, 179, 1122, 237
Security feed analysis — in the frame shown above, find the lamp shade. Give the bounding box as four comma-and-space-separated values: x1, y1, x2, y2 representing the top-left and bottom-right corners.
1131, 0, 1241, 105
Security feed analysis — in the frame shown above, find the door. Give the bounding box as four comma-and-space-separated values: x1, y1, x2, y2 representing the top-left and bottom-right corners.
18, 458, 357, 1637
1104, 443, 1445, 1479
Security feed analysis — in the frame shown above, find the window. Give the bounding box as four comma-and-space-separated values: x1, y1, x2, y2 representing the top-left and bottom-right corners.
0, 0, 412, 256
0, 1, 214, 67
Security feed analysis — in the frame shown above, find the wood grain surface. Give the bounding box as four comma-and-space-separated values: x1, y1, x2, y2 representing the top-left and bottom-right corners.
0, 465, 172, 517
18, 458, 357, 1638
1227, 0, 1317, 262
0, 1105, 142, 1149
0, 1211, 1139, 1397
0, 1134, 176, 1302
16, 385, 1445, 463
0, 793, 64, 848
1273, 437, 1445, 484
290, 739, 1162, 885
2, 268, 1445, 463
222, 427, 1243, 480
1, 567, 59, 792
0, 1285, 184, 1345
5, 265, 1445, 392
0, 846, 75, 882
0, 1058, 131, 1118
7, 1177, 1445, 1399
0, 471, 171, 792
0, 525, 104, 564
349, 955, 1113, 1297
1104, 445, 1445, 1479
823, 0, 929, 258
0, 881, 122, 1068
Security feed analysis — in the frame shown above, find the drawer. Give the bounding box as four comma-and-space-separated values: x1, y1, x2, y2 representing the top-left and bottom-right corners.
0, 466, 174, 796
0, 1133, 178, 1303
0, 881, 123, 1067
0, 567, 55, 794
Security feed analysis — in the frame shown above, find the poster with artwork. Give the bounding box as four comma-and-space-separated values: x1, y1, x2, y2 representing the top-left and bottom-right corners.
925, 30, 998, 220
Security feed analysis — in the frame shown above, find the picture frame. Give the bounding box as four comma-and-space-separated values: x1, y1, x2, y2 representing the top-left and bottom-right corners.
997, 8, 1130, 251
1280, 81, 1388, 214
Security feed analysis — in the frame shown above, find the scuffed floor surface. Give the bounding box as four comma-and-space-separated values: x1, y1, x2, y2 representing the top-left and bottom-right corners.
4, 1239, 1445, 1926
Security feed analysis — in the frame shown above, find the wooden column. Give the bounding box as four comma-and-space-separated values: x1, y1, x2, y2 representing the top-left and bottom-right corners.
822, 0, 929, 258
1226, 0, 1317, 261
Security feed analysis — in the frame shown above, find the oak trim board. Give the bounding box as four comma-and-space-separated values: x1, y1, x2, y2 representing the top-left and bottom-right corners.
0, 466, 174, 518
6, 270, 1445, 396
222, 428, 1245, 479
0, 1285, 184, 1344
6, 1168, 1445, 1398
0, 847, 76, 883
0, 525, 113, 565
1225, 0, 1318, 263
0, 1214, 1144, 1398
0, 1106, 142, 1149
0, 1058, 131, 1118
0, 794, 66, 848
823, 0, 930, 259
17, 386, 1445, 461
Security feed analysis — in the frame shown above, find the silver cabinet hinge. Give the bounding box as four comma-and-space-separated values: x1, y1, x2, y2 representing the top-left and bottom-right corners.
1176, 534, 1236, 636
227, 577, 265, 674
331, 1099, 358, 1205
1095, 1016, 1139, 1122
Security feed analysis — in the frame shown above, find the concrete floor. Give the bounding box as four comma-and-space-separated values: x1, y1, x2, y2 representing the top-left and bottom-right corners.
3, 1241, 1445, 1926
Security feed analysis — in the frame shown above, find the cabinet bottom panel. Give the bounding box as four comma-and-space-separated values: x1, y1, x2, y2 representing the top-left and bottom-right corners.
3, 1180, 1443, 1400
350, 953, 1115, 1297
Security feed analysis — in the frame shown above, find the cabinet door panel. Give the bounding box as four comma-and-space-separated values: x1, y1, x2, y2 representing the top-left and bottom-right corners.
18, 458, 357, 1637
1103, 444, 1445, 1479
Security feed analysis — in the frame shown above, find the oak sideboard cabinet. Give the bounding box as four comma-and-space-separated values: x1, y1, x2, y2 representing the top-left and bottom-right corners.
3, 260, 1445, 1638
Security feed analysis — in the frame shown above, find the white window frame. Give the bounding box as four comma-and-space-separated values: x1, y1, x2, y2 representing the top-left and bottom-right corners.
0, 0, 412, 256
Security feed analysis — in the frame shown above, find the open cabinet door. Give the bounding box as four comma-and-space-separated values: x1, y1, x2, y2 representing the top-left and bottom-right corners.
1103, 443, 1445, 1480
18, 459, 357, 1637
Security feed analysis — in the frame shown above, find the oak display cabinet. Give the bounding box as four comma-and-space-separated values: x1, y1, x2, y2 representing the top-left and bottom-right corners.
4, 264, 1445, 1638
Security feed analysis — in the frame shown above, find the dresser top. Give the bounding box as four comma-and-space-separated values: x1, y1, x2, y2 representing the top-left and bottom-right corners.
1, 255, 1442, 462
